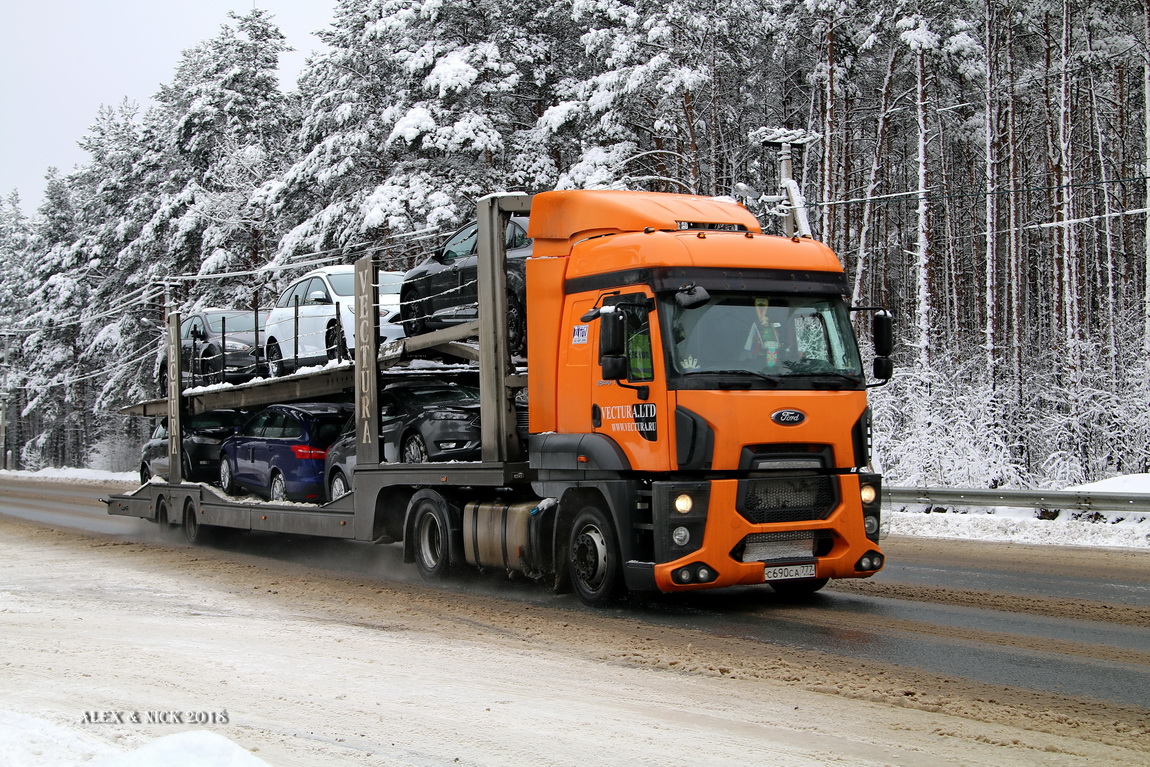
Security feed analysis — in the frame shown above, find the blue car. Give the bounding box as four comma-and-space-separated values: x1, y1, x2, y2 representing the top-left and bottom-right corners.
218, 403, 353, 503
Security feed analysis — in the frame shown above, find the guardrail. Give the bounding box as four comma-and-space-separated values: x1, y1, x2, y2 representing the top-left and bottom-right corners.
885, 486, 1150, 515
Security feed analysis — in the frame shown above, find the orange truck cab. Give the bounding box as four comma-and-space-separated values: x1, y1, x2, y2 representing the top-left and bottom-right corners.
523, 190, 891, 603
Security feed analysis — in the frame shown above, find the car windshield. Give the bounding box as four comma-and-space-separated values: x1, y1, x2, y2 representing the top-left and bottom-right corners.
328, 272, 355, 296
661, 292, 863, 388
206, 312, 261, 333
394, 386, 480, 408
378, 272, 402, 295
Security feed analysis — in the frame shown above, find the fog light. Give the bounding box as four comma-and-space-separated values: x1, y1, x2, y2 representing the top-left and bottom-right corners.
697, 567, 711, 582
872, 554, 883, 569
672, 526, 690, 546
674, 493, 693, 513
678, 568, 693, 582
860, 484, 877, 504
859, 555, 873, 570
863, 515, 879, 535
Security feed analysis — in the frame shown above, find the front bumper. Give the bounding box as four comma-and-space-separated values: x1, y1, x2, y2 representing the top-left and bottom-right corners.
644, 475, 883, 593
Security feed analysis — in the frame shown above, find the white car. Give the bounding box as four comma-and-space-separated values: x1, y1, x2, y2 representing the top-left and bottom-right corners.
263, 265, 404, 376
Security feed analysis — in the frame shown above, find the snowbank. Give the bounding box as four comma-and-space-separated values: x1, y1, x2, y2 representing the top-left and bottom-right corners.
0, 711, 270, 767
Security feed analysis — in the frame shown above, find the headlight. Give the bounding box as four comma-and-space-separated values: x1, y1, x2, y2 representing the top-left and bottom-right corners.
863, 515, 879, 535
672, 526, 690, 546
674, 494, 693, 513
224, 340, 252, 352
860, 483, 877, 505
431, 411, 471, 421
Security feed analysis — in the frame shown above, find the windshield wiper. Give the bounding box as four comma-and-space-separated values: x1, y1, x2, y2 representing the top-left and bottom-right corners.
681, 369, 781, 386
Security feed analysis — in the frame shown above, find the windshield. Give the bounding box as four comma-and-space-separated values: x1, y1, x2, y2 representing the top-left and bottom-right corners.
661, 292, 863, 388
207, 312, 262, 333
328, 272, 354, 296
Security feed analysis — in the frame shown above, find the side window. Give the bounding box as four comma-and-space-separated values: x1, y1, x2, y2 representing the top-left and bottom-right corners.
607, 293, 654, 382
303, 278, 330, 305
244, 412, 273, 437
152, 421, 168, 440
506, 221, 530, 250
280, 414, 303, 440
441, 224, 478, 261
277, 280, 306, 308
180, 318, 194, 339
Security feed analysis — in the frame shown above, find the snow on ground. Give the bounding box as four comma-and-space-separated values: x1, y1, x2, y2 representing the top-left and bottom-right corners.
0, 711, 270, 767
0, 467, 1147, 764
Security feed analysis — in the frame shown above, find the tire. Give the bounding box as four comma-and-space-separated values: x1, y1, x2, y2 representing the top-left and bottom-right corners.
400, 288, 427, 336
269, 471, 287, 502
325, 324, 348, 362
410, 491, 456, 580
140, 464, 151, 485
183, 502, 211, 545
402, 433, 429, 463
201, 349, 223, 385
328, 469, 350, 502
157, 366, 168, 398
768, 577, 829, 597
568, 502, 623, 607
266, 340, 285, 377
181, 454, 194, 483
507, 291, 526, 357
156, 498, 176, 539
219, 454, 238, 495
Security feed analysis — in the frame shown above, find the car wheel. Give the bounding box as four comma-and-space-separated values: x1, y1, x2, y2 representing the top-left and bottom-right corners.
269, 471, 287, 502
181, 454, 194, 483
400, 288, 427, 336
329, 469, 350, 502
402, 433, 429, 463
157, 366, 168, 398
219, 455, 238, 494
325, 324, 349, 362
568, 501, 624, 607
507, 291, 526, 357
266, 340, 285, 377
140, 464, 151, 485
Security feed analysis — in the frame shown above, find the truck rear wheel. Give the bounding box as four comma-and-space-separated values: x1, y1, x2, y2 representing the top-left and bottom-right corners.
411, 491, 455, 579
184, 502, 206, 545
568, 503, 623, 607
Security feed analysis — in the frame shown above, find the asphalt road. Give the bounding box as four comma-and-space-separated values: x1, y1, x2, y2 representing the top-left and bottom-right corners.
2, 474, 1148, 713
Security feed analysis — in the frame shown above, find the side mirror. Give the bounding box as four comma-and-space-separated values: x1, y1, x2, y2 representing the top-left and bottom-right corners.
599, 307, 626, 358
873, 311, 893, 358
601, 355, 628, 380
872, 357, 893, 381
674, 284, 710, 309
308, 291, 332, 305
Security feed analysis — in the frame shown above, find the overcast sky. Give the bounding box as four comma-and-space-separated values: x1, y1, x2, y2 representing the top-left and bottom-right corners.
0, 1, 334, 213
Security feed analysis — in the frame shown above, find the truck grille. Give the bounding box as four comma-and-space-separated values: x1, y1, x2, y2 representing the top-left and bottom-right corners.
737, 476, 837, 524
734, 530, 833, 562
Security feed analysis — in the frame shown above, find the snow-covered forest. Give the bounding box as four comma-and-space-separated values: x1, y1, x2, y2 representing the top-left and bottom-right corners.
0, 0, 1147, 489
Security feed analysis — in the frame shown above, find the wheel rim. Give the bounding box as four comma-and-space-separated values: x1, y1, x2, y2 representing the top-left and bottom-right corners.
220, 460, 231, 490
507, 295, 524, 353
572, 523, 608, 591
326, 326, 339, 360
185, 507, 198, 541
417, 511, 443, 570
271, 474, 286, 501
403, 435, 428, 463
330, 472, 348, 500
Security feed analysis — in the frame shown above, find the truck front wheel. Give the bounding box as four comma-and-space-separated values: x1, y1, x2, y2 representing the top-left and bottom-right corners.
568, 503, 623, 607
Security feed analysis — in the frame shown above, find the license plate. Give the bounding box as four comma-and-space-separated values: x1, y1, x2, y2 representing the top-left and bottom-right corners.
763, 563, 816, 581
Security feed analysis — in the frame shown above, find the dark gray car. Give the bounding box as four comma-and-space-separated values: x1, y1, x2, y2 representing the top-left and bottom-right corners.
157, 309, 269, 395
139, 409, 250, 484
399, 217, 531, 354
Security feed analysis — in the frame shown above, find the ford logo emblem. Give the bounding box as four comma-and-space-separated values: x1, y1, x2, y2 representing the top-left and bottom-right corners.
771, 409, 806, 426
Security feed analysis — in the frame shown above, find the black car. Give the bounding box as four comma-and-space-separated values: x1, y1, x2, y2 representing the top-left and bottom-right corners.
218, 403, 353, 503
379, 382, 483, 464
157, 309, 270, 396
139, 409, 250, 485
399, 217, 531, 354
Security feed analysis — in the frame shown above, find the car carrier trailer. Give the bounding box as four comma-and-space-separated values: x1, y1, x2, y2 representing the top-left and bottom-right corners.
109, 185, 893, 607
